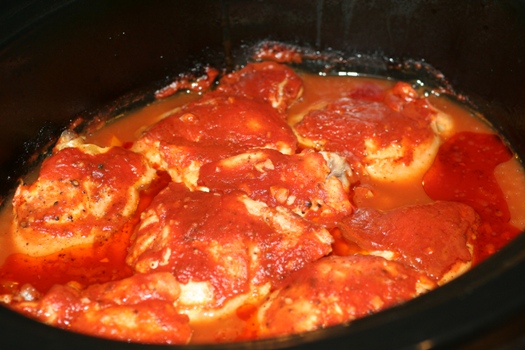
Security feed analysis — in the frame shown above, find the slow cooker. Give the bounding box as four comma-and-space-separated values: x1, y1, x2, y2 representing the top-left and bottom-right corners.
1, 1, 525, 349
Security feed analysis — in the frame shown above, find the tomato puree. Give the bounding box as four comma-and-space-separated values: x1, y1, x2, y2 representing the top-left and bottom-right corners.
0, 63, 523, 344
423, 132, 521, 261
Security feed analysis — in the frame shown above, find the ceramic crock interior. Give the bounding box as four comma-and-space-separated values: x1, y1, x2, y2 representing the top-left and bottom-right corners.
1, 1, 525, 349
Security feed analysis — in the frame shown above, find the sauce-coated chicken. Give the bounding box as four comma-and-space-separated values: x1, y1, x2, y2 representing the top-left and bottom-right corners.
126, 183, 333, 320
258, 255, 435, 337
12, 133, 156, 257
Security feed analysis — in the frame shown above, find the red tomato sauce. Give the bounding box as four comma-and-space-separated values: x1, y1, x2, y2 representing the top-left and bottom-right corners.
0, 171, 171, 295
293, 82, 436, 166
0, 69, 523, 344
423, 132, 521, 262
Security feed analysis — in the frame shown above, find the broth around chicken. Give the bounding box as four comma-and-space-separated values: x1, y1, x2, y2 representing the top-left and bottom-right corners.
0, 61, 524, 344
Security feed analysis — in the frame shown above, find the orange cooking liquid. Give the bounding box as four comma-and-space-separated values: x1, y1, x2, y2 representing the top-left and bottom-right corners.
0, 73, 523, 343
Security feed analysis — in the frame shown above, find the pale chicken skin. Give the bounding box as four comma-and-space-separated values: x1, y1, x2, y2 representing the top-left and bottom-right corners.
198, 149, 353, 228
291, 81, 453, 181
12, 133, 156, 257
126, 183, 333, 321
258, 255, 435, 338
338, 201, 480, 284
9, 273, 192, 344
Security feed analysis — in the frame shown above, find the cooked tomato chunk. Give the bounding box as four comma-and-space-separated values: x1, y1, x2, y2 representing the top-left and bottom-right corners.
12, 133, 156, 257
339, 201, 480, 283
258, 255, 435, 337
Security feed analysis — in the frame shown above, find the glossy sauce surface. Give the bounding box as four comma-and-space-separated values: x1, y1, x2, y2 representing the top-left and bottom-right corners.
423, 132, 521, 261
0, 71, 524, 343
